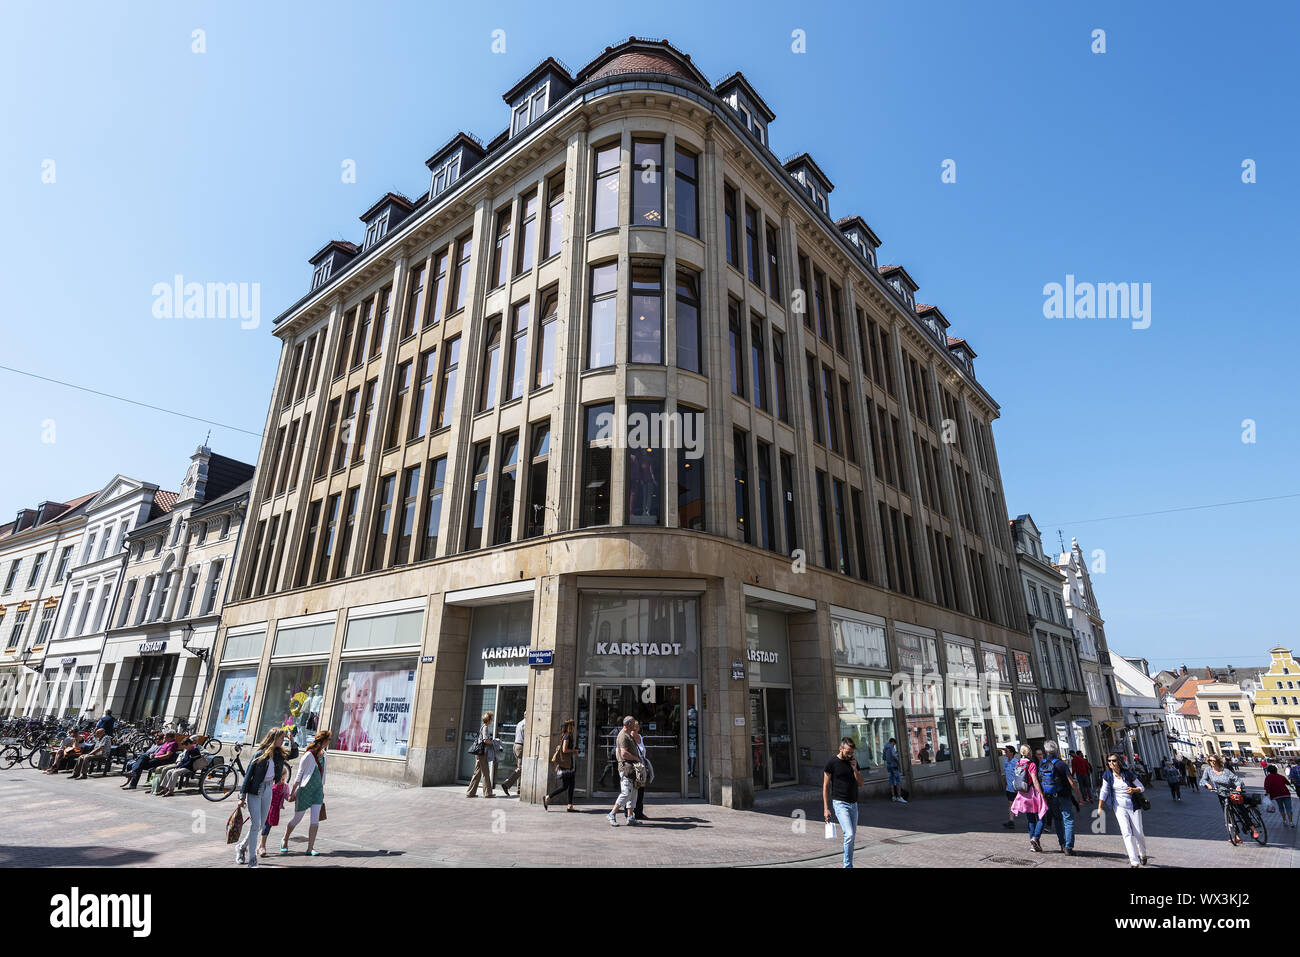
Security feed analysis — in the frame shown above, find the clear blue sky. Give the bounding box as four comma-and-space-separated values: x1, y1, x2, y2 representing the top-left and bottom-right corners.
2, 1, 1296, 670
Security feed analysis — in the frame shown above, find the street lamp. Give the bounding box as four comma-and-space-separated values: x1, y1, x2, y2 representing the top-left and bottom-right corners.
180, 622, 207, 661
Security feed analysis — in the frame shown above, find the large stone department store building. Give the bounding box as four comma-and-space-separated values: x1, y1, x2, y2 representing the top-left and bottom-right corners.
205, 38, 1042, 808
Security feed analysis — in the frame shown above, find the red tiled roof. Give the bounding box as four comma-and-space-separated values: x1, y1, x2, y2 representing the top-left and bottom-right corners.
947, 336, 966, 347
1179, 699, 1200, 716
587, 50, 699, 83
153, 490, 179, 513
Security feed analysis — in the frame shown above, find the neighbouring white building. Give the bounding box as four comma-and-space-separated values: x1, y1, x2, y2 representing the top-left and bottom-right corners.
29, 475, 172, 718
1113, 654, 1171, 767
1056, 538, 1124, 753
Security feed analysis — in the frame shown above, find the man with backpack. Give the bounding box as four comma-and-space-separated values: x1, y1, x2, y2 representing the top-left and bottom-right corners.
882, 737, 907, 804
1039, 740, 1085, 855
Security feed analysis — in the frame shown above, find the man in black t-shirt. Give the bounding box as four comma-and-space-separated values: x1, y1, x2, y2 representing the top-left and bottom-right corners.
823, 738, 865, 868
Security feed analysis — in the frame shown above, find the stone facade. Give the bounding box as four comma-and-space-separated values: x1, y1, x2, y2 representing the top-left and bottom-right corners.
206, 39, 1038, 808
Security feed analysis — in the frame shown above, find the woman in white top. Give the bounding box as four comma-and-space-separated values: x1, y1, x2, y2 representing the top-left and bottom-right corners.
1097, 753, 1148, 867
282, 730, 330, 856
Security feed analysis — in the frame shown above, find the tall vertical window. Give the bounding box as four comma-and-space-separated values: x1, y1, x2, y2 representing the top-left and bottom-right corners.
728, 301, 745, 397
200, 561, 224, 615
505, 300, 530, 401
335, 308, 356, 376
765, 223, 781, 300
772, 330, 789, 423
285, 344, 303, 408
587, 263, 617, 369
289, 414, 309, 490
410, 349, 434, 440
296, 334, 316, 400
780, 452, 798, 555
369, 475, 392, 572
832, 479, 851, 575
277, 422, 298, 495
756, 442, 776, 552
494, 433, 520, 545
798, 256, 812, 329
627, 402, 662, 526
54, 546, 73, 583
437, 337, 461, 429
402, 265, 425, 338
592, 143, 620, 232
352, 299, 372, 368
733, 430, 751, 544
395, 466, 420, 566
335, 488, 359, 580
674, 147, 698, 236
525, 424, 550, 538
451, 235, 473, 313
317, 398, 339, 477
296, 500, 321, 588
629, 264, 663, 364
745, 204, 761, 283
354, 378, 377, 463
806, 353, 823, 444
428, 249, 449, 328
852, 490, 870, 582
840, 380, 858, 464
724, 185, 739, 267
479, 317, 502, 412
387, 361, 412, 449
581, 404, 613, 527
372, 285, 391, 356
516, 189, 539, 274
334, 388, 359, 470
815, 470, 833, 570
821, 365, 839, 453
813, 269, 829, 342
465, 442, 491, 550
256, 516, 280, 598
420, 458, 447, 560
675, 270, 701, 374
676, 408, 705, 531
534, 291, 557, 389
830, 283, 845, 355
750, 318, 767, 411
544, 173, 565, 260
491, 206, 512, 288
631, 139, 664, 226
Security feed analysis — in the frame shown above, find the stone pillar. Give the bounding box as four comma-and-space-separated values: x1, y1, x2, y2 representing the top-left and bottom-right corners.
520, 573, 577, 804
406, 595, 470, 786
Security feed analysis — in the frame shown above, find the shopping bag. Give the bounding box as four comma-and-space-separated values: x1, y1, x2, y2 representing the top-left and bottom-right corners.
824, 821, 838, 840
226, 805, 246, 844
1263, 795, 1277, 814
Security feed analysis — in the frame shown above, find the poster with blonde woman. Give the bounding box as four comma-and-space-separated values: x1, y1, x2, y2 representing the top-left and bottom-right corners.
335, 666, 415, 758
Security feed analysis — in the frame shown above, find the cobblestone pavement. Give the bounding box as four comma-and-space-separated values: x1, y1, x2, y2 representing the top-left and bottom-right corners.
0, 764, 1293, 868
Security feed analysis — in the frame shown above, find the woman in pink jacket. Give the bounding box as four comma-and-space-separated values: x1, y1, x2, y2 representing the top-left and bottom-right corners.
1010, 744, 1049, 852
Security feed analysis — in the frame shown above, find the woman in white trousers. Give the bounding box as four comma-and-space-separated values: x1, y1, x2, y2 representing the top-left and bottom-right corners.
1097, 753, 1148, 867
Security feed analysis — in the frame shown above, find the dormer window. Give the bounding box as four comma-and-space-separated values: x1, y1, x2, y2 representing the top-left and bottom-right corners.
753, 121, 766, 145
433, 156, 461, 197
510, 85, 549, 136
312, 260, 332, 290
363, 211, 390, 250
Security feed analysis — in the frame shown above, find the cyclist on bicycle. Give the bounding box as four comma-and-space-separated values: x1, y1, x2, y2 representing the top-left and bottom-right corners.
1201, 753, 1256, 843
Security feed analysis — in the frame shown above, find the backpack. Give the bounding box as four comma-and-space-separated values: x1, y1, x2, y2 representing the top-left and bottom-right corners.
1012, 760, 1033, 794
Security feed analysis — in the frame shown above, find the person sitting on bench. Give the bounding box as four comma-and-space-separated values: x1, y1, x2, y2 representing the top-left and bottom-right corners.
122, 733, 180, 790
155, 738, 212, 795
69, 728, 113, 779
43, 731, 84, 775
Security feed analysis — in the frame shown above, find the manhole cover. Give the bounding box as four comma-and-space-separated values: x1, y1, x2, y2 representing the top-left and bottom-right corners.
981, 855, 1036, 866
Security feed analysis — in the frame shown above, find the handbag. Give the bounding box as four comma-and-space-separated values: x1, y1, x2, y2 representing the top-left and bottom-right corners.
225, 805, 246, 844
468, 739, 485, 756
319, 802, 327, 822
633, 762, 648, 788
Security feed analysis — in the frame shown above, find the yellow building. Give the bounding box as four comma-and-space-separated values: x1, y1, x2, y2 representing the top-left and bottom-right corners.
1195, 681, 1266, 760
1254, 647, 1300, 758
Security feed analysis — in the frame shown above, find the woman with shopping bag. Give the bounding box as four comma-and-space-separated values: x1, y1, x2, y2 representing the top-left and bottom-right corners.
1263, 764, 1294, 826
282, 730, 331, 856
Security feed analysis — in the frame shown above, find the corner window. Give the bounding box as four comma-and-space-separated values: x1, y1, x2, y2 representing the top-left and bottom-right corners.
580, 404, 613, 527
592, 143, 620, 232
674, 147, 698, 237
631, 139, 664, 226
587, 262, 618, 369
629, 263, 663, 364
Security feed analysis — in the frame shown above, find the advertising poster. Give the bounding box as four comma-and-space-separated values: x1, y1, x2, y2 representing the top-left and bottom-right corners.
335, 664, 415, 758
212, 670, 256, 740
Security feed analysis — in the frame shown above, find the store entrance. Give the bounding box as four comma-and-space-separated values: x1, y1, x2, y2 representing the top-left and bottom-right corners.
749, 687, 796, 788
458, 684, 527, 782
122, 655, 178, 722
588, 683, 697, 796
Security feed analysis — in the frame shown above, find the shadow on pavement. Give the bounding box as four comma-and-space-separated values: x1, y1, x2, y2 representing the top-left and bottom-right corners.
0, 845, 157, 867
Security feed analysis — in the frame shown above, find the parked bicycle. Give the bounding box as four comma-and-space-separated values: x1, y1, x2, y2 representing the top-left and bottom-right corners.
200, 742, 246, 801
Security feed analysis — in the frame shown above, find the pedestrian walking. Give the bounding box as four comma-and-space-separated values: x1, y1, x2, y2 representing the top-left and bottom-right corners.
282, 730, 331, 856
1098, 753, 1148, 867
1287, 760, 1300, 799
543, 718, 578, 811
1001, 745, 1019, 828
1161, 756, 1182, 801
883, 737, 907, 804
68, 728, 112, 779
501, 710, 526, 797
94, 710, 117, 737
822, 737, 865, 868
1133, 754, 1150, 786
466, 710, 499, 798
1009, 744, 1048, 852
1263, 764, 1294, 827
1039, 741, 1084, 855
632, 719, 654, 822
1070, 750, 1093, 802
235, 728, 294, 868
606, 716, 640, 826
